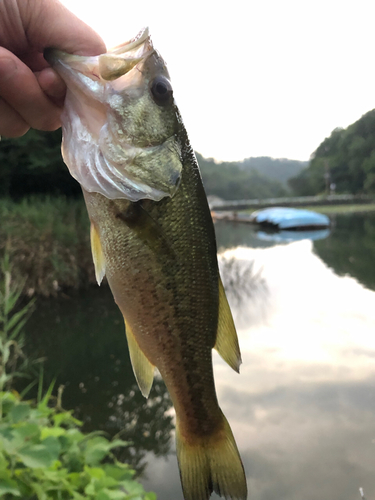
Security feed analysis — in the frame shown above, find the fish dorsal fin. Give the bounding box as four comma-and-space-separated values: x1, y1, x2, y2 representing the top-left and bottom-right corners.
90, 222, 106, 285
214, 276, 242, 373
124, 320, 155, 398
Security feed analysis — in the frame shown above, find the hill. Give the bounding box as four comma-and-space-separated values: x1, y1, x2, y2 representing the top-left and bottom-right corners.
196, 153, 287, 200
239, 157, 307, 187
0, 128, 302, 201
289, 109, 375, 196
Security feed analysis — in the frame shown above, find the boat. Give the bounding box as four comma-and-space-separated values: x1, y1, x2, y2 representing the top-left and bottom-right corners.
249, 207, 330, 230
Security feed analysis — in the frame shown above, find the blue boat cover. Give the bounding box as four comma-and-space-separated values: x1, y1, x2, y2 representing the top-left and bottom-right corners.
251, 207, 330, 229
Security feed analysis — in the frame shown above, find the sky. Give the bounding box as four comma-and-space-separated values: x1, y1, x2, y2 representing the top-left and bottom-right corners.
60, 0, 375, 162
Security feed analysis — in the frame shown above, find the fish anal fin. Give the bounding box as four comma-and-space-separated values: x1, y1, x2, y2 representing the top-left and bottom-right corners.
124, 320, 155, 398
214, 276, 242, 373
90, 222, 106, 285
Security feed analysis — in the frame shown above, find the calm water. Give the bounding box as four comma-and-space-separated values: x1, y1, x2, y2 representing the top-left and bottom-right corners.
24, 212, 375, 500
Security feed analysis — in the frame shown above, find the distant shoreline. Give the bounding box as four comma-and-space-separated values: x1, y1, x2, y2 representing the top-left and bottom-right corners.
1, 196, 374, 297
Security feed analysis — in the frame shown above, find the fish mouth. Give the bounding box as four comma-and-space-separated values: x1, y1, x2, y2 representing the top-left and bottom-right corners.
44, 28, 182, 202
45, 28, 155, 92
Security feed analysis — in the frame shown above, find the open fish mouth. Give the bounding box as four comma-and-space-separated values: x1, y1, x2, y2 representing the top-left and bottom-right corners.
99, 28, 153, 80
45, 28, 153, 84
45, 28, 183, 202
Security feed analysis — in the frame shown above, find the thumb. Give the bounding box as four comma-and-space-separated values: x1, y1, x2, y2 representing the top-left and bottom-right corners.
20, 0, 106, 56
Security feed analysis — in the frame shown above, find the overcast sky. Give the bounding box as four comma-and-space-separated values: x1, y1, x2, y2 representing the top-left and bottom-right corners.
61, 0, 375, 162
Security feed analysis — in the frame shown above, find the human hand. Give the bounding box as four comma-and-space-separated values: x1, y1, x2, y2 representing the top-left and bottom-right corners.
0, 0, 106, 137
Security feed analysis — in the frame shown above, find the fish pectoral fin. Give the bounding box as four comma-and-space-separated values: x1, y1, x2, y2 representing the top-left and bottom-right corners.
117, 201, 175, 258
125, 320, 155, 398
90, 222, 106, 285
214, 276, 242, 373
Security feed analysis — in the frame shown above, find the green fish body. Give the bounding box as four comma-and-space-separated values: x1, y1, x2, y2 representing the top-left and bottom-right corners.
46, 29, 247, 500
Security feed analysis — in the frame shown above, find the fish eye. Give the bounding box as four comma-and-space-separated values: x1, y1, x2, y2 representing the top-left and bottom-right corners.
150, 76, 173, 106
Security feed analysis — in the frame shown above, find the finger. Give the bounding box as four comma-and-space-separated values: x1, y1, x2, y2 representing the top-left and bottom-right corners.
0, 48, 62, 131
20, 49, 51, 72
0, 98, 29, 138
36, 67, 66, 106
23, 0, 106, 56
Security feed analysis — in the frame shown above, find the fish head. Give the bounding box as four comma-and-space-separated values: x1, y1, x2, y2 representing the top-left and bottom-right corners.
45, 28, 183, 201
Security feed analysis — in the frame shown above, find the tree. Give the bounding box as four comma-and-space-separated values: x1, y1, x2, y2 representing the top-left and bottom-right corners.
289, 110, 375, 196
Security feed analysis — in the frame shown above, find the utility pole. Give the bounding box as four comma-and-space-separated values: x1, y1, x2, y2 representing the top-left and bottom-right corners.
323, 158, 330, 195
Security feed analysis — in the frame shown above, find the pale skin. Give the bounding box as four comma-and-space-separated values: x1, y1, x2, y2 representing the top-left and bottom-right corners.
0, 0, 105, 137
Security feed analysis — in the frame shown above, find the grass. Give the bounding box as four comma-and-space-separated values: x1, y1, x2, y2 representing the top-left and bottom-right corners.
300, 203, 375, 214
0, 197, 95, 297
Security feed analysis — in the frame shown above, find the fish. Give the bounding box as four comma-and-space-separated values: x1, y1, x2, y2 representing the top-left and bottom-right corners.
45, 28, 247, 500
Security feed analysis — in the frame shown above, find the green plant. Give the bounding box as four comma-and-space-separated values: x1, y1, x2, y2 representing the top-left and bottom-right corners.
0, 388, 157, 499
0, 255, 157, 499
0, 196, 93, 297
0, 255, 37, 410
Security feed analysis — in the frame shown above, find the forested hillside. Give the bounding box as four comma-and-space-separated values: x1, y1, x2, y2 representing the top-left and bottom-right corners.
3, 110, 375, 201
0, 130, 297, 200
196, 153, 287, 200
289, 109, 375, 196
0, 129, 80, 198
239, 157, 307, 186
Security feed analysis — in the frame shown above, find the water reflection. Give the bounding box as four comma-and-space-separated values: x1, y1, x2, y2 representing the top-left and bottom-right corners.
143, 239, 375, 499
218, 253, 268, 312
105, 379, 173, 474
314, 212, 375, 291
217, 213, 375, 292
22, 286, 174, 473
257, 227, 330, 243
21, 213, 375, 499
216, 241, 375, 500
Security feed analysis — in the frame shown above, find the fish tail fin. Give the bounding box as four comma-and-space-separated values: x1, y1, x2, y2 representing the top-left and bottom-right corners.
175, 410, 247, 500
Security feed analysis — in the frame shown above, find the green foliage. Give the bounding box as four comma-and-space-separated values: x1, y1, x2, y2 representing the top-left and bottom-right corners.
196, 153, 288, 200
0, 391, 156, 500
0, 130, 80, 198
0, 255, 157, 500
0, 255, 37, 399
239, 157, 307, 186
0, 129, 305, 201
289, 109, 375, 196
0, 197, 93, 296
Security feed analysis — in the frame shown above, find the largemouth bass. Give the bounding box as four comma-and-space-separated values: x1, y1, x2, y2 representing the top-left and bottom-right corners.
45, 28, 247, 500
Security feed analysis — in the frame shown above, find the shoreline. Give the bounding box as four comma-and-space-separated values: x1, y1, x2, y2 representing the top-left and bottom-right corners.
1, 196, 373, 297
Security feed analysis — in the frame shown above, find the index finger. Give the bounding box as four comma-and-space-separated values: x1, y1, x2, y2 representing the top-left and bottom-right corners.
0, 48, 62, 132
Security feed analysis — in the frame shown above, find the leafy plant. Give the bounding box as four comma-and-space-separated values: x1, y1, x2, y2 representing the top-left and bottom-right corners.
0, 255, 37, 405
0, 390, 156, 499
0, 256, 157, 499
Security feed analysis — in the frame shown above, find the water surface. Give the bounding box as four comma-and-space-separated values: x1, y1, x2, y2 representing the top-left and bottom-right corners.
24, 213, 375, 499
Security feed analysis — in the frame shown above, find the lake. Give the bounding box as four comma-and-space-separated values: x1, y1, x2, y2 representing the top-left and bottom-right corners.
24, 212, 375, 500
